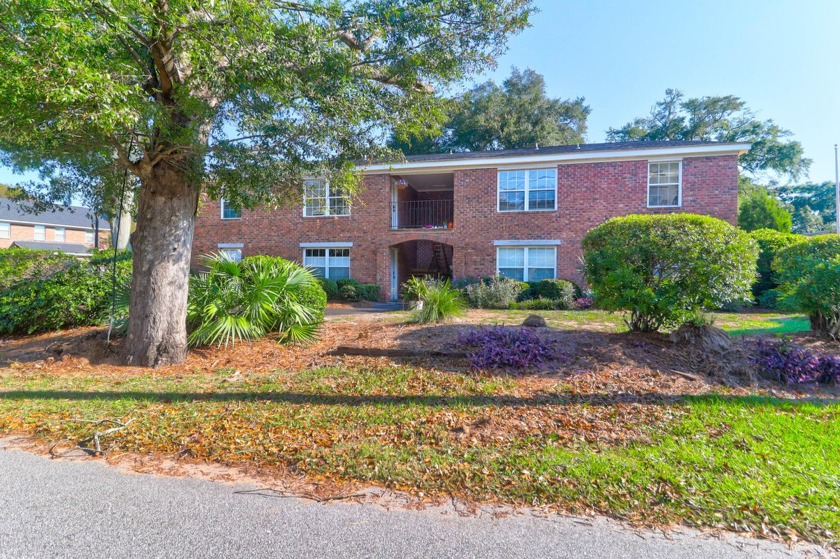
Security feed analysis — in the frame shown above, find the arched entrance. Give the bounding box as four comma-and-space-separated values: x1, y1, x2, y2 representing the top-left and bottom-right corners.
389, 239, 454, 301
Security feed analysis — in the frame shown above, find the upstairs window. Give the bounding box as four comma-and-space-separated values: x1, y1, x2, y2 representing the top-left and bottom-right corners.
498, 169, 557, 212
303, 247, 350, 279
220, 198, 241, 220
34, 225, 45, 241
648, 161, 682, 207
85, 230, 95, 244
303, 179, 350, 217
0, 222, 9, 239
54, 227, 65, 242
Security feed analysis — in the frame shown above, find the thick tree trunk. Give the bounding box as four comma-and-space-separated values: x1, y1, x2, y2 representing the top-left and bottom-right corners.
125, 162, 199, 366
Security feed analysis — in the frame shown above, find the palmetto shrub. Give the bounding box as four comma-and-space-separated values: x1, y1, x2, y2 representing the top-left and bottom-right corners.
582, 214, 758, 332
187, 254, 325, 347
410, 278, 465, 323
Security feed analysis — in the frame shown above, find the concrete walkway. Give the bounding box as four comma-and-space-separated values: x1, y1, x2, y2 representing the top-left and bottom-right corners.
324, 302, 403, 318
0, 443, 829, 558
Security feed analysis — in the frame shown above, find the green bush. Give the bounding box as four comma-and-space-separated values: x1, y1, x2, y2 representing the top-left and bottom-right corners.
187, 254, 323, 347
0, 248, 76, 291
790, 259, 840, 339
318, 278, 339, 300
524, 279, 576, 309
513, 297, 568, 311
339, 284, 360, 302
748, 228, 803, 302
582, 214, 758, 332
464, 276, 525, 309
336, 278, 361, 290
411, 279, 465, 323
774, 235, 840, 338
357, 283, 380, 301
0, 254, 131, 334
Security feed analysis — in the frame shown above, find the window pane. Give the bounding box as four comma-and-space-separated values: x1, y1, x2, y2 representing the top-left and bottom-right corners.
528, 169, 556, 189
649, 184, 679, 207
0, 222, 9, 239
527, 247, 555, 268
498, 248, 524, 268
329, 195, 350, 216
85, 230, 95, 244
304, 199, 326, 216
54, 227, 65, 242
329, 267, 350, 280
220, 248, 242, 262
499, 171, 526, 191
499, 191, 525, 211
498, 268, 525, 281
309, 267, 326, 278
528, 189, 556, 210
528, 267, 555, 281
34, 225, 45, 241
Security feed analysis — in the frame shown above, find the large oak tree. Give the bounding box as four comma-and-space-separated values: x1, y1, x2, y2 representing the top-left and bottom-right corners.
0, 0, 532, 366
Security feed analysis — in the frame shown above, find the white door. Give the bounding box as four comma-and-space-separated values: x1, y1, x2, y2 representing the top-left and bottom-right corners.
390, 248, 399, 301
390, 184, 399, 229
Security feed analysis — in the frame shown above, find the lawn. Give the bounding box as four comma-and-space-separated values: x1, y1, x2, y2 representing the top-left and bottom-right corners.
0, 309, 837, 546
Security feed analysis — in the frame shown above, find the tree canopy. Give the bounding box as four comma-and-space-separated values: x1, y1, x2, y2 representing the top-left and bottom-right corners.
391, 67, 589, 154
607, 89, 811, 181
737, 181, 793, 233
0, 0, 533, 365
778, 181, 837, 233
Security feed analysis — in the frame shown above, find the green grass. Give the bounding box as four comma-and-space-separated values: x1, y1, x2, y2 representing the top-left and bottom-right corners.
0, 366, 837, 545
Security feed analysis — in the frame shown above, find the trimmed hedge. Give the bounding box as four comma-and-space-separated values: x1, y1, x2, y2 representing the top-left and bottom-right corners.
357, 283, 380, 301
318, 278, 339, 300
523, 279, 576, 309
0, 247, 76, 291
0, 254, 132, 334
582, 214, 758, 332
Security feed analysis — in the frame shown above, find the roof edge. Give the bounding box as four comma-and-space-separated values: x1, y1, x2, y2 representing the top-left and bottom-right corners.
362, 142, 751, 174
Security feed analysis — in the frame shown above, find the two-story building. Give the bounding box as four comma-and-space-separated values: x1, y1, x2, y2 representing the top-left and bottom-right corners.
193, 140, 748, 300
0, 197, 110, 254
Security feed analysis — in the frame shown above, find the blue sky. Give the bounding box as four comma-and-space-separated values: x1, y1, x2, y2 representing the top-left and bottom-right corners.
1, 0, 837, 186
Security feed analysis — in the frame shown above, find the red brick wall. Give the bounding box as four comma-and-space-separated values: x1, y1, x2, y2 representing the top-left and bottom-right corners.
0, 223, 108, 250
192, 155, 739, 299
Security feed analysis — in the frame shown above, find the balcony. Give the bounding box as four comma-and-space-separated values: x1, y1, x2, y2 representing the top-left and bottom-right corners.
390, 200, 453, 230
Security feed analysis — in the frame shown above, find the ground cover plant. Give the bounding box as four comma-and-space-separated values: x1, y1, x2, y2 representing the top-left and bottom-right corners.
457, 326, 557, 371
582, 214, 759, 332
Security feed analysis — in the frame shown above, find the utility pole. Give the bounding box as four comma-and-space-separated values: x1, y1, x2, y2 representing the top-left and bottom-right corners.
835, 144, 840, 234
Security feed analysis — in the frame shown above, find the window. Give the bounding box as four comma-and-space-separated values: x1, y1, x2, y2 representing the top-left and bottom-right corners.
220, 198, 241, 220
303, 247, 350, 279
647, 161, 681, 207
496, 246, 556, 282
219, 248, 242, 262
34, 225, 45, 241
303, 179, 350, 217
85, 230, 95, 244
0, 222, 9, 239
54, 227, 65, 242
498, 169, 557, 212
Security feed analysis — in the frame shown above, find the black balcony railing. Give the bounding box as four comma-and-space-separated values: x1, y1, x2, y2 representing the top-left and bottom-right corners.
391, 200, 453, 229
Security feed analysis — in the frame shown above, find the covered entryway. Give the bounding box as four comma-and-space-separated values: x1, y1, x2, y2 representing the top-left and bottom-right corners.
389, 240, 454, 301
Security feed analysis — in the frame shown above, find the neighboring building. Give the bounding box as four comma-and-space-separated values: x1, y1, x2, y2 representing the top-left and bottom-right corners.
193, 140, 748, 300
0, 197, 109, 253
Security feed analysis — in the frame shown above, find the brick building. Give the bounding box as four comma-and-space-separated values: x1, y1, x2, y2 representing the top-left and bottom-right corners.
0, 198, 109, 254
193, 140, 748, 300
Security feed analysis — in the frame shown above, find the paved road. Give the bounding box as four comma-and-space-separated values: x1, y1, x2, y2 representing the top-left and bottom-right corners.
0, 444, 828, 559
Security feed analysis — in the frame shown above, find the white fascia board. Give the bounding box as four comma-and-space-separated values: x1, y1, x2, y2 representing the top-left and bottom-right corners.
361, 144, 751, 174
299, 241, 353, 248
494, 240, 562, 246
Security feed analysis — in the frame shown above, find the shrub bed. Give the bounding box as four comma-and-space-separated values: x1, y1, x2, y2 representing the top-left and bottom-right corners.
752, 339, 840, 385
457, 326, 556, 371
582, 214, 758, 332
464, 276, 524, 309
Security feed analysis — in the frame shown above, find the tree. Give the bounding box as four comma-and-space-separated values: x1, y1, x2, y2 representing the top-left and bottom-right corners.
738, 182, 793, 233
0, 0, 533, 366
391, 68, 589, 154
778, 181, 837, 232
607, 89, 811, 180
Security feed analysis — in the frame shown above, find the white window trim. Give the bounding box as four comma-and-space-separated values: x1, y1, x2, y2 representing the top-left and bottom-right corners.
493, 239, 562, 246
0, 222, 9, 239
54, 226, 65, 242
34, 225, 46, 241
647, 160, 683, 208
497, 168, 558, 213
220, 198, 241, 220
302, 179, 351, 218
302, 246, 351, 280
495, 245, 558, 282
218, 243, 244, 249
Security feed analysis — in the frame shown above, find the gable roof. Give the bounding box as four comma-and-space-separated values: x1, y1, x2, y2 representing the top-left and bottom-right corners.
0, 198, 109, 229
364, 140, 751, 173
11, 240, 92, 255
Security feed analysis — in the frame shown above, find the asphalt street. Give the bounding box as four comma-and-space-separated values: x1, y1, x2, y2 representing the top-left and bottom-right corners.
0, 442, 829, 558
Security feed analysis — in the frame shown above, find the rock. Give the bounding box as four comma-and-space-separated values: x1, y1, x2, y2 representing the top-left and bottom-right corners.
521, 314, 547, 328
